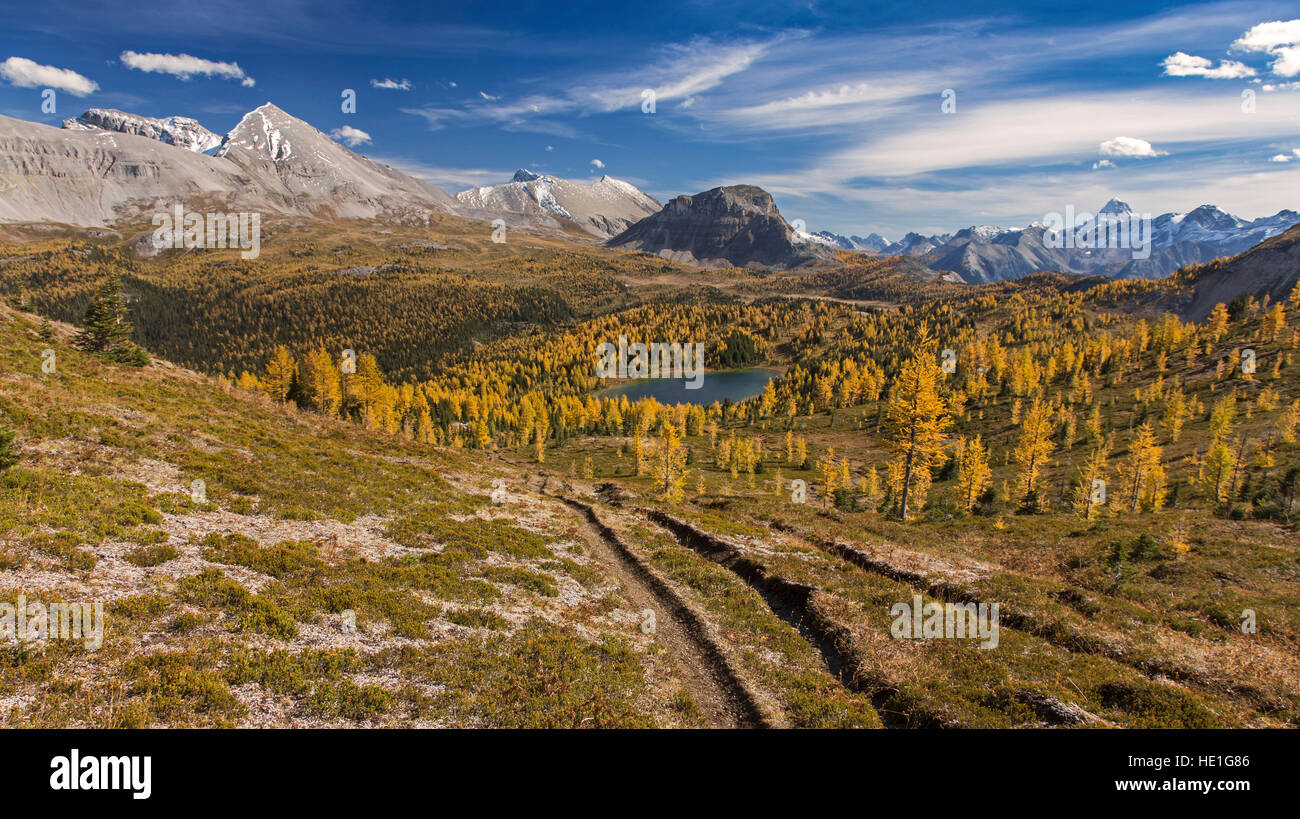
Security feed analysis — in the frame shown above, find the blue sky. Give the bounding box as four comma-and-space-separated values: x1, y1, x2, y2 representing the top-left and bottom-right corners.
2, 0, 1299, 238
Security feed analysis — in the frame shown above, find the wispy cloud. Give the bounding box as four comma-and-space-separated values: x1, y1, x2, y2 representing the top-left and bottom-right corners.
376, 158, 513, 191
697, 86, 1300, 232
370, 78, 412, 90
400, 36, 774, 137
0, 56, 97, 96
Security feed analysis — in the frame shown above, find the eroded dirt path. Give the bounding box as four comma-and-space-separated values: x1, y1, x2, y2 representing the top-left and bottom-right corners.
532, 475, 768, 728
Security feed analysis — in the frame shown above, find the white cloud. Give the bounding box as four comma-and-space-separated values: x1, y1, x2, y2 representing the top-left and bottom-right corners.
1231, 19, 1300, 52
1269, 153, 1292, 162
329, 125, 372, 147
0, 56, 98, 96
120, 51, 253, 85
1269, 46, 1300, 77
1161, 52, 1255, 78
1092, 159, 1115, 169
590, 158, 605, 169
478, 91, 498, 100
370, 78, 412, 90
545, 145, 553, 151
1099, 136, 1168, 158
1230, 19, 1300, 77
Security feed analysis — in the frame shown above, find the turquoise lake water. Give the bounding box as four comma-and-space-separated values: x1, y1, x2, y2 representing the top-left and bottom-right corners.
597, 368, 779, 406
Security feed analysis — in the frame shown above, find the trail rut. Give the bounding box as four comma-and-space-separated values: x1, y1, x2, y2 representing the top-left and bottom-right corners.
534, 477, 771, 728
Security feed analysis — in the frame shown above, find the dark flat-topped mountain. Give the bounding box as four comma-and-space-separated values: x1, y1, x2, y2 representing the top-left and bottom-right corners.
606, 184, 834, 269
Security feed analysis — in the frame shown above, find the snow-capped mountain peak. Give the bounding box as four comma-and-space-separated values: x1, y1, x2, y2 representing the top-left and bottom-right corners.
1098, 197, 1133, 217
894, 200, 1298, 283
967, 224, 1014, 242
217, 103, 294, 162
801, 230, 892, 252
456, 170, 660, 238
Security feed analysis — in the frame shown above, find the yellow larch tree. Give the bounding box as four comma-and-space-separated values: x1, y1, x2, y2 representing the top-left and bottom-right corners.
883, 337, 951, 520
1013, 396, 1056, 511
954, 435, 992, 512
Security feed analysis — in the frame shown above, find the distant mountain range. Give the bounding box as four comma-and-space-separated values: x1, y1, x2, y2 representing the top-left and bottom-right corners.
456, 169, 659, 239
815, 198, 1299, 283
3, 104, 662, 243
804, 231, 890, 252
1, 103, 1295, 286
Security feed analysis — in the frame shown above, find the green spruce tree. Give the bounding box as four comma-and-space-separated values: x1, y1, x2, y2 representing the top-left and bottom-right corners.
73, 275, 149, 365
0, 425, 17, 471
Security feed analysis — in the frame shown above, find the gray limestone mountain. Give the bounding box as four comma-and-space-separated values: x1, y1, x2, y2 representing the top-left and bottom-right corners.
0, 103, 455, 227
606, 184, 835, 269
5, 104, 659, 239
0, 111, 248, 226
62, 109, 223, 154
455, 169, 660, 238
212, 103, 456, 219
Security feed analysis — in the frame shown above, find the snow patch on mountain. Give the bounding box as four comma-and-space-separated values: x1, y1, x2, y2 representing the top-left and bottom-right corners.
217, 104, 293, 161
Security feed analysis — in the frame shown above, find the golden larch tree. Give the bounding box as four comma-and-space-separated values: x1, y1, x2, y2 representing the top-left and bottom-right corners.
1013, 396, 1055, 511
883, 338, 951, 520
955, 435, 992, 512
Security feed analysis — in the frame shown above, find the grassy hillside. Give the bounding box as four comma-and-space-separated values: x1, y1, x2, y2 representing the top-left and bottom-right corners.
1, 226, 1297, 729
0, 303, 873, 727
